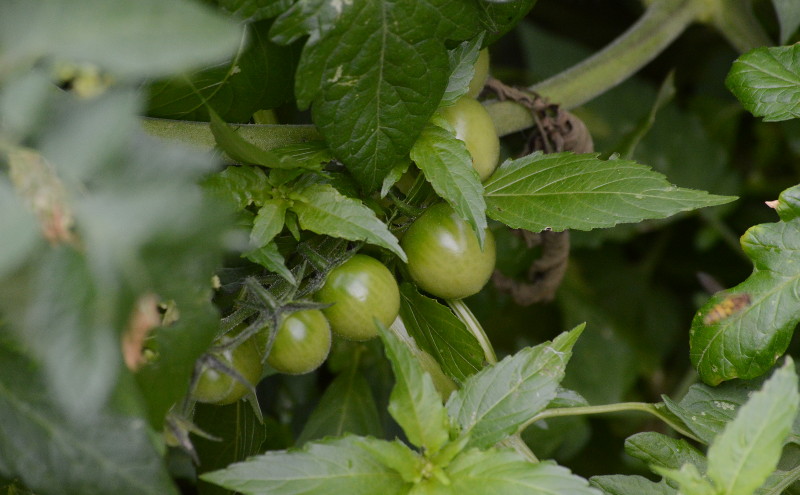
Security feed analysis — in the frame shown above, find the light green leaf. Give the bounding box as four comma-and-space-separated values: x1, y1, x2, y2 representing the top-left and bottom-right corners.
250, 199, 287, 247
441, 36, 483, 107
290, 183, 406, 261
243, 242, 294, 283
436, 449, 599, 495
411, 123, 487, 246
772, 0, 800, 43
446, 325, 583, 450
590, 475, 677, 495
378, 323, 450, 453
706, 358, 799, 495
398, 283, 484, 384
690, 208, 800, 384
296, 364, 383, 445
201, 436, 412, 494
202, 165, 272, 209
209, 109, 302, 168
483, 152, 734, 233
725, 45, 800, 122
654, 463, 716, 495
0, 341, 177, 495
625, 432, 707, 474
0, 0, 241, 79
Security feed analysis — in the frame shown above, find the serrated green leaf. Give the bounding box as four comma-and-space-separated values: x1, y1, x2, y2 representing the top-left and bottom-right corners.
147, 20, 297, 122
434, 450, 599, 495
398, 283, 484, 384
725, 45, 800, 122
381, 161, 411, 198
772, 0, 800, 43
590, 475, 677, 495
201, 436, 412, 494
441, 37, 483, 107
378, 323, 450, 452
209, 109, 303, 168
690, 214, 800, 385
243, 242, 295, 283
250, 199, 287, 247
296, 364, 383, 445
773, 183, 800, 221
446, 325, 583, 450
484, 152, 735, 233
411, 123, 487, 247
706, 359, 799, 495
625, 432, 707, 474
202, 165, 273, 209
0, 341, 177, 495
271, 0, 483, 191
478, 0, 538, 44
290, 183, 406, 261
0, 0, 241, 79
194, 401, 268, 495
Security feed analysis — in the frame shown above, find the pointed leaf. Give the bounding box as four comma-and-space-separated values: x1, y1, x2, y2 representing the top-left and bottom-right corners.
209, 109, 302, 168
706, 359, 799, 495
441, 36, 483, 107
690, 214, 800, 385
202, 165, 272, 209
297, 364, 383, 445
243, 242, 295, 283
250, 199, 287, 247
201, 436, 412, 495
625, 432, 706, 474
290, 183, 406, 261
411, 123, 487, 247
654, 464, 716, 495
484, 152, 734, 232
446, 325, 583, 450
378, 323, 450, 452
438, 449, 599, 495
398, 283, 484, 383
726, 44, 800, 122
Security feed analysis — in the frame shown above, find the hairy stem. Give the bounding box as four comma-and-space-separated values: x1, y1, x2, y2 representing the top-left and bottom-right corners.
704, 0, 773, 53
520, 402, 702, 443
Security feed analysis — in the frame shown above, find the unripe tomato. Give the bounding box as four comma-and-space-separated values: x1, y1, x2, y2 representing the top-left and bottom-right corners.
466, 48, 490, 98
438, 96, 499, 181
316, 254, 400, 341
192, 336, 263, 405
401, 203, 496, 300
267, 309, 331, 375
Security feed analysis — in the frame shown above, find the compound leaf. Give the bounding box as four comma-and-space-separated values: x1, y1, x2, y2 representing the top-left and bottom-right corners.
726, 44, 800, 122
446, 325, 583, 450
691, 188, 800, 384
201, 436, 412, 494
484, 152, 734, 233
378, 323, 450, 453
290, 183, 406, 261
411, 123, 487, 246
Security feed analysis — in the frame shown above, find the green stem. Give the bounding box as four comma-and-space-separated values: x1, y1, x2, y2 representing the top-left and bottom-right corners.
446, 299, 497, 365
520, 402, 703, 443
705, 0, 773, 53
140, 117, 320, 155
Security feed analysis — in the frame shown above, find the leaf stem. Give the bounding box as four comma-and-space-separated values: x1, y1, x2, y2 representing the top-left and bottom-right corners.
704, 0, 773, 53
520, 402, 703, 443
446, 299, 497, 365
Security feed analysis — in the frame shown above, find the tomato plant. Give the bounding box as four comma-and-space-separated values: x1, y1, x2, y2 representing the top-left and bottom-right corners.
2, 1, 800, 495
315, 254, 400, 341
402, 202, 497, 300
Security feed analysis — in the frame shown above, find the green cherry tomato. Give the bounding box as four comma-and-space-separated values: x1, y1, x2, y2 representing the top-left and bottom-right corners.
401, 202, 496, 300
316, 254, 400, 341
192, 336, 263, 405
438, 96, 500, 181
267, 309, 332, 375
466, 48, 490, 98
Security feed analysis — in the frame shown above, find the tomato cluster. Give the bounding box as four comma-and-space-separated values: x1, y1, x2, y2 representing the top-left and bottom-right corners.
191, 50, 498, 406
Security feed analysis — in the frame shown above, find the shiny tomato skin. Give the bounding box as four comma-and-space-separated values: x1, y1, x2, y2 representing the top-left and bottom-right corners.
438, 96, 499, 181
267, 309, 331, 375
